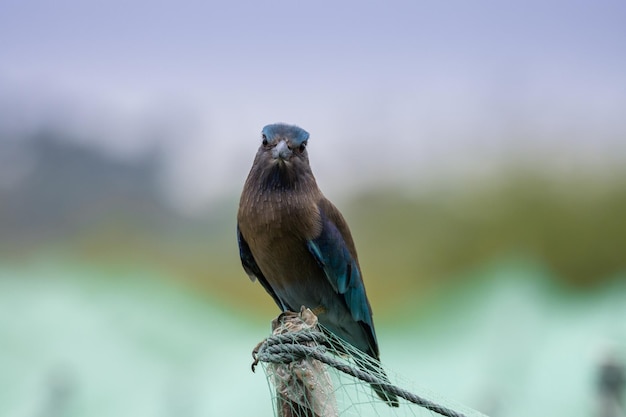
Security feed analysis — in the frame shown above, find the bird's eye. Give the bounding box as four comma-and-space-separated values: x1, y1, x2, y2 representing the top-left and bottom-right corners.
298, 142, 307, 153
262, 134, 268, 146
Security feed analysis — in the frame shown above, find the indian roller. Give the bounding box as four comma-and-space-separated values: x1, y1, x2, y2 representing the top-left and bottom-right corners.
237, 123, 399, 406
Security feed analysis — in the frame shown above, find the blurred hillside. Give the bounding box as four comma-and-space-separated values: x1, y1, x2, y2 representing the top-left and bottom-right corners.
350, 175, 626, 297
1, 132, 624, 315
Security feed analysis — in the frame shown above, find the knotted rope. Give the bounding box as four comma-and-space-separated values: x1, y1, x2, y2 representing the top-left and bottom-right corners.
253, 329, 474, 417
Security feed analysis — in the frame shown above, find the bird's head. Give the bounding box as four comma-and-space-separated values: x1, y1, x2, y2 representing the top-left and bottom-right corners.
250, 123, 314, 190
260, 123, 310, 163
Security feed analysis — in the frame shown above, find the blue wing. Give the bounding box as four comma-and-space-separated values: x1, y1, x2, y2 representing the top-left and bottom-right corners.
306, 205, 375, 331
237, 224, 288, 311
307, 205, 398, 406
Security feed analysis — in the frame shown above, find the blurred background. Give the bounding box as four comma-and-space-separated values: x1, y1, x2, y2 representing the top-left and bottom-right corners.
1, 1, 626, 416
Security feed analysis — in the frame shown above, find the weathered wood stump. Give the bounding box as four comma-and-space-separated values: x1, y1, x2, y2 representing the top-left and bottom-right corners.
266, 307, 338, 417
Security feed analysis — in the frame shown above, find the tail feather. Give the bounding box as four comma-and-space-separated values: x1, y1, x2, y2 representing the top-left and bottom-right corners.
319, 325, 399, 407
359, 356, 400, 407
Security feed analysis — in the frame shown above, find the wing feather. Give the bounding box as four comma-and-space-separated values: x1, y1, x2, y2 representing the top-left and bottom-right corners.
306, 199, 377, 349
237, 224, 287, 311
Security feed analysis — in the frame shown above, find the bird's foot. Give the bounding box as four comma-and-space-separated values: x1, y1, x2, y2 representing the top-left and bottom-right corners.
251, 339, 265, 372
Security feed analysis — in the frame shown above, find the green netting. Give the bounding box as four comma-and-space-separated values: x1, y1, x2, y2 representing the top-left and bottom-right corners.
253, 308, 489, 417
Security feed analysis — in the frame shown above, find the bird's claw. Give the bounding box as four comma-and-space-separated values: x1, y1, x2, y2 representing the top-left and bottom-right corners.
251, 339, 266, 372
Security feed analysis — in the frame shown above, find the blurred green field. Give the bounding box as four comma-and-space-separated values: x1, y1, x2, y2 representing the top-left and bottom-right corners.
1, 256, 624, 417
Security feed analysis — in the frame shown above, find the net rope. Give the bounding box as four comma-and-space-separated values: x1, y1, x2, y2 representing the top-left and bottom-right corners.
252, 308, 489, 417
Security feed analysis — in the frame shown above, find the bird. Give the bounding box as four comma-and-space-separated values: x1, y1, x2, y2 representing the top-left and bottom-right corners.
237, 123, 399, 406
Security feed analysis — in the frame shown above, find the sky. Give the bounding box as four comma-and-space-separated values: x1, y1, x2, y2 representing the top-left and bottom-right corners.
1, 0, 626, 213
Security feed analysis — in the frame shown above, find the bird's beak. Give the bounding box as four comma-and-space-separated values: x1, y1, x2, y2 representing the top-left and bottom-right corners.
272, 140, 292, 161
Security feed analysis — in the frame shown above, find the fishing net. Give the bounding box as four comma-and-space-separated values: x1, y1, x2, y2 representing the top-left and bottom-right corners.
252, 308, 488, 417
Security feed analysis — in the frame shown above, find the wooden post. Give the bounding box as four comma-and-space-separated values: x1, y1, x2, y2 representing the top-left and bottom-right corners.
266, 307, 338, 417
